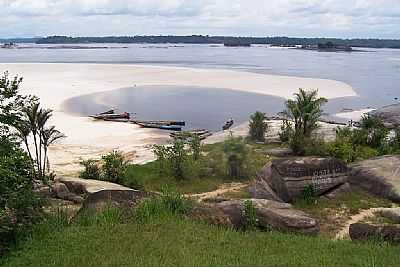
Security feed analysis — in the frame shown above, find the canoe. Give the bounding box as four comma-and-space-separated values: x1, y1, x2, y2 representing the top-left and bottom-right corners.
170, 129, 212, 140
222, 119, 234, 130
90, 112, 130, 120
99, 109, 115, 115
131, 120, 185, 126
136, 122, 182, 131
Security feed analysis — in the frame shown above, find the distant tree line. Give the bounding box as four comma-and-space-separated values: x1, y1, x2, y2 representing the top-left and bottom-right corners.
30, 35, 400, 49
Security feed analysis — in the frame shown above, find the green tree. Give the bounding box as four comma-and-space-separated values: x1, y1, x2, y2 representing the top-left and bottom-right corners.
101, 151, 128, 183
281, 89, 327, 155
223, 136, 249, 179
249, 111, 268, 142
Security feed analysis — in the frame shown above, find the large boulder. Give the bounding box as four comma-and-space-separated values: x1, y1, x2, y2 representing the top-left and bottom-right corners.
251, 157, 348, 202
349, 156, 400, 203
51, 182, 84, 203
370, 103, 400, 129
349, 223, 400, 244
380, 208, 400, 224
82, 189, 150, 211
216, 199, 319, 234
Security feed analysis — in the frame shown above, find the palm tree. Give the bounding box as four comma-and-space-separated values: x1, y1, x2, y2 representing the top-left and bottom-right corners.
281, 89, 327, 155
13, 120, 35, 174
249, 111, 268, 142
283, 89, 327, 137
41, 126, 65, 176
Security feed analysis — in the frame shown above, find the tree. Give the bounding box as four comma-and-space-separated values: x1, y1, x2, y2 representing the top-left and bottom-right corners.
281, 89, 327, 155
223, 136, 249, 179
249, 111, 268, 142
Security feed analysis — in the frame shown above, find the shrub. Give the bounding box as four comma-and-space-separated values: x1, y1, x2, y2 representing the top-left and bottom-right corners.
79, 159, 100, 180
279, 119, 293, 143
188, 135, 201, 161
302, 184, 316, 204
135, 187, 191, 222
355, 146, 379, 160
101, 151, 128, 183
249, 111, 268, 142
0, 144, 42, 256
327, 142, 356, 163
243, 200, 258, 230
223, 136, 250, 179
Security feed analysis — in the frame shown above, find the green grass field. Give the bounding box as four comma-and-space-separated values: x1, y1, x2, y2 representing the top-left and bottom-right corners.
3, 215, 400, 267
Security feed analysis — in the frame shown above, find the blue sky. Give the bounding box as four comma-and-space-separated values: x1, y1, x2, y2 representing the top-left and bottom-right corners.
1, 0, 400, 38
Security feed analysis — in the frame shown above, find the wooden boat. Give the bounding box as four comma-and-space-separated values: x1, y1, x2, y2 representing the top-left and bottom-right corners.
90, 112, 130, 120
99, 109, 115, 115
222, 119, 234, 130
131, 120, 185, 126
136, 122, 182, 131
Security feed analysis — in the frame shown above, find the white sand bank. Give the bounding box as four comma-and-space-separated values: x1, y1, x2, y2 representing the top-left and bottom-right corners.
0, 63, 356, 175
334, 109, 375, 121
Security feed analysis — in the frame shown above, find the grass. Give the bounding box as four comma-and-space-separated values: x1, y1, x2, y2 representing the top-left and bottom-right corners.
294, 189, 394, 238
3, 214, 400, 267
122, 141, 274, 194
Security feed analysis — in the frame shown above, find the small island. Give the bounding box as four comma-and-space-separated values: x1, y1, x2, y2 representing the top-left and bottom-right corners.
298, 41, 356, 52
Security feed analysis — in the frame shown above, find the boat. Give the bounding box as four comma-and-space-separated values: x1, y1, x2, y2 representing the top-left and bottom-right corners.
90, 112, 130, 120
136, 122, 182, 131
222, 119, 234, 130
99, 109, 115, 115
131, 120, 185, 126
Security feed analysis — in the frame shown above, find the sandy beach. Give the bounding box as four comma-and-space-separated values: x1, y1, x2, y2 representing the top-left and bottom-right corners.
0, 63, 356, 176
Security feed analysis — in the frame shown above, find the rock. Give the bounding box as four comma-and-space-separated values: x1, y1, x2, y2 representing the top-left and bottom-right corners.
380, 208, 400, 223
188, 205, 232, 226
35, 186, 53, 198
82, 189, 150, 212
349, 223, 400, 244
249, 164, 283, 202
52, 182, 70, 199
264, 147, 293, 157
56, 177, 134, 195
51, 182, 84, 204
349, 156, 400, 203
325, 183, 351, 199
216, 199, 319, 234
370, 103, 400, 129
252, 157, 348, 202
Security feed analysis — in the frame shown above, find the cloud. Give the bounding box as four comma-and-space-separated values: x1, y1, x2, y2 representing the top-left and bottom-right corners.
0, 0, 399, 38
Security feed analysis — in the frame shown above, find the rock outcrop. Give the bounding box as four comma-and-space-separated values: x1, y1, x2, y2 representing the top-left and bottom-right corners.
215, 199, 319, 234
349, 223, 400, 244
51, 182, 84, 203
250, 157, 349, 202
370, 103, 400, 129
380, 208, 400, 224
349, 156, 400, 203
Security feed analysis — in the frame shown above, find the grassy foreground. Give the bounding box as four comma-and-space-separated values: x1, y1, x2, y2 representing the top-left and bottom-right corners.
3, 215, 400, 267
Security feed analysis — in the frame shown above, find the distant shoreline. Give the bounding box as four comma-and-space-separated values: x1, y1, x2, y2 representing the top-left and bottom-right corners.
2, 35, 400, 49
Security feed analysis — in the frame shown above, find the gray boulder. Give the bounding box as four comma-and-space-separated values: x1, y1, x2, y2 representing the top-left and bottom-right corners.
349, 223, 400, 244
251, 157, 348, 202
349, 156, 400, 203
51, 182, 84, 203
216, 199, 319, 234
370, 103, 400, 129
380, 208, 400, 224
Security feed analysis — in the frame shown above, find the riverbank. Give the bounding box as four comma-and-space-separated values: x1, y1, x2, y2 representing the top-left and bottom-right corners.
0, 63, 356, 175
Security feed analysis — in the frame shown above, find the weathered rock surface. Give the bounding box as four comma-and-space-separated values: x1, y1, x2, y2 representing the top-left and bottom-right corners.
380, 208, 400, 224
349, 223, 400, 244
325, 182, 351, 199
370, 103, 400, 129
251, 157, 348, 202
188, 205, 232, 226
215, 199, 319, 234
349, 156, 400, 203
51, 182, 84, 203
56, 177, 135, 195
82, 189, 150, 211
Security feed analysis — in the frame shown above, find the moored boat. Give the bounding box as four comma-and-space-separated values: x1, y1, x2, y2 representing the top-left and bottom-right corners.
136, 122, 182, 131
90, 112, 130, 120
222, 119, 234, 130
131, 120, 185, 126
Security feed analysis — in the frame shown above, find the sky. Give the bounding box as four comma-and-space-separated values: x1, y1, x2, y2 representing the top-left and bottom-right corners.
1, 0, 400, 39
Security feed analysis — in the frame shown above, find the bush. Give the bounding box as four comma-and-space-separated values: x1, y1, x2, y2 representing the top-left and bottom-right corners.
79, 159, 100, 180
223, 136, 251, 179
302, 184, 316, 204
326, 142, 356, 163
249, 111, 268, 142
101, 151, 128, 183
243, 200, 258, 230
279, 119, 293, 143
135, 187, 191, 222
0, 144, 42, 256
